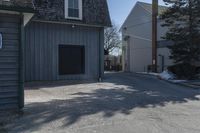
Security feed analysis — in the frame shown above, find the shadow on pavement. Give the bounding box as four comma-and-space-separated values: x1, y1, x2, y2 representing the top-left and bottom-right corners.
6, 73, 200, 132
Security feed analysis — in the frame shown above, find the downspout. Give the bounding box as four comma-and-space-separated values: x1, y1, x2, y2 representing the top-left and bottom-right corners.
18, 13, 25, 109
98, 28, 104, 82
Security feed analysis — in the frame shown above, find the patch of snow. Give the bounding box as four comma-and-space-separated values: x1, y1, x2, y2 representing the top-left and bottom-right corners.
159, 70, 176, 80
168, 80, 187, 83
137, 72, 159, 76
137, 71, 188, 83
137, 71, 190, 86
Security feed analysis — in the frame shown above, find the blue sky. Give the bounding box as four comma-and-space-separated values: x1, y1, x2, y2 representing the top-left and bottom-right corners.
107, 0, 166, 27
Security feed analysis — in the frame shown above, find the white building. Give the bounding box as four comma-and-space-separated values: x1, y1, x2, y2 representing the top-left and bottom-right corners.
121, 1, 174, 73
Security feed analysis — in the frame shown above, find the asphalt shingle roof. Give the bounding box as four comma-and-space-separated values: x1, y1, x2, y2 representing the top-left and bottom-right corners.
0, 0, 111, 27
0, 0, 33, 8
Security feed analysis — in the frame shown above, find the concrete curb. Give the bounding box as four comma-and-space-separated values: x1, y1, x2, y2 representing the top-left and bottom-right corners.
177, 82, 200, 89
161, 79, 200, 90
136, 73, 200, 90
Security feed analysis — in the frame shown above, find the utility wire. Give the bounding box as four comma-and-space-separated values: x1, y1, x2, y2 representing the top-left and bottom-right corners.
125, 20, 152, 29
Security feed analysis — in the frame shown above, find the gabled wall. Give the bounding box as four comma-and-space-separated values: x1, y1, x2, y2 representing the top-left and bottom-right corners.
121, 2, 172, 72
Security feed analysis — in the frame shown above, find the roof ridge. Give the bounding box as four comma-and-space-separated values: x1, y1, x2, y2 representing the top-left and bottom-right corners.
137, 1, 152, 14
137, 1, 167, 9
137, 1, 167, 15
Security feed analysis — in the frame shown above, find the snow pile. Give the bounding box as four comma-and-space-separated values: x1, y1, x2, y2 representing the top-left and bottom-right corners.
169, 80, 187, 83
159, 70, 176, 80
137, 72, 159, 76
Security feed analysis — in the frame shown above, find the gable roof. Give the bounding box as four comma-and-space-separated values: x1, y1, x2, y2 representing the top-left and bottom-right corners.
33, 0, 111, 27
0, 0, 34, 12
137, 1, 167, 15
0, 0, 33, 7
0, 0, 111, 27
120, 1, 167, 31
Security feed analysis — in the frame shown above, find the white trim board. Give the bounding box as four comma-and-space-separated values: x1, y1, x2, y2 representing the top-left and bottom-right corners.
32, 20, 105, 28
64, 0, 83, 20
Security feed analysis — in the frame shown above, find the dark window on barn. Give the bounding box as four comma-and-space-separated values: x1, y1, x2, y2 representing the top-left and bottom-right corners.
59, 45, 85, 75
68, 0, 79, 17
65, 0, 82, 19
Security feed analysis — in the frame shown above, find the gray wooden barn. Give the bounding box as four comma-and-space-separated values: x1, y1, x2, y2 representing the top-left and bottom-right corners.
0, 0, 111, 110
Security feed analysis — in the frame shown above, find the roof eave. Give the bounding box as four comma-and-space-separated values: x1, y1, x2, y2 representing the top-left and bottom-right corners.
0, 5, 35, 13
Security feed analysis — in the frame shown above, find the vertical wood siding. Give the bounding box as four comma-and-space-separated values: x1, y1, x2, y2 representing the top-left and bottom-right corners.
0, 14, 20, 109
25, 21, 101, 81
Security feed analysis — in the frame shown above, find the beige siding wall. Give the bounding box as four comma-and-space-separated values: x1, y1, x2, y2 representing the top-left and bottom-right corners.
122, 3, 172, 73
129, 37, 152, 72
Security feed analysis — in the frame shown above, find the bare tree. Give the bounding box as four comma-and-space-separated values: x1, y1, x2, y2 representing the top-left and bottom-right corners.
104, 23, 121, 55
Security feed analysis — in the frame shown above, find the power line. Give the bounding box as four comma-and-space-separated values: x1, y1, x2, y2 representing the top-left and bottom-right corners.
125, 20, 152, 29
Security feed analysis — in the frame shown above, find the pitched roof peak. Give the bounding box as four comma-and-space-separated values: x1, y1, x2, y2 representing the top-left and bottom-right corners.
137, 1, 167, 15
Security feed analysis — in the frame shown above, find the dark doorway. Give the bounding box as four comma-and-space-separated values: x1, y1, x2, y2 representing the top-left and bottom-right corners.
59, 45, 85, 75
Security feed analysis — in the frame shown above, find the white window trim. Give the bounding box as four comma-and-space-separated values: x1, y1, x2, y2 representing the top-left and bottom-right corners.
65, 0, 82, 20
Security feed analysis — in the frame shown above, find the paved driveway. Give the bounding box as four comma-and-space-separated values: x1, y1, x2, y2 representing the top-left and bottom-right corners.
5, 73, 200, 133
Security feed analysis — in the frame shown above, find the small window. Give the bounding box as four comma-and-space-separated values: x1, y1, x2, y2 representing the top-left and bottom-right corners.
65, 0, 82, 20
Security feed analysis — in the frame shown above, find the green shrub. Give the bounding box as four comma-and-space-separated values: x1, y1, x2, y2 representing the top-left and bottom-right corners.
168, 63, 198, 80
